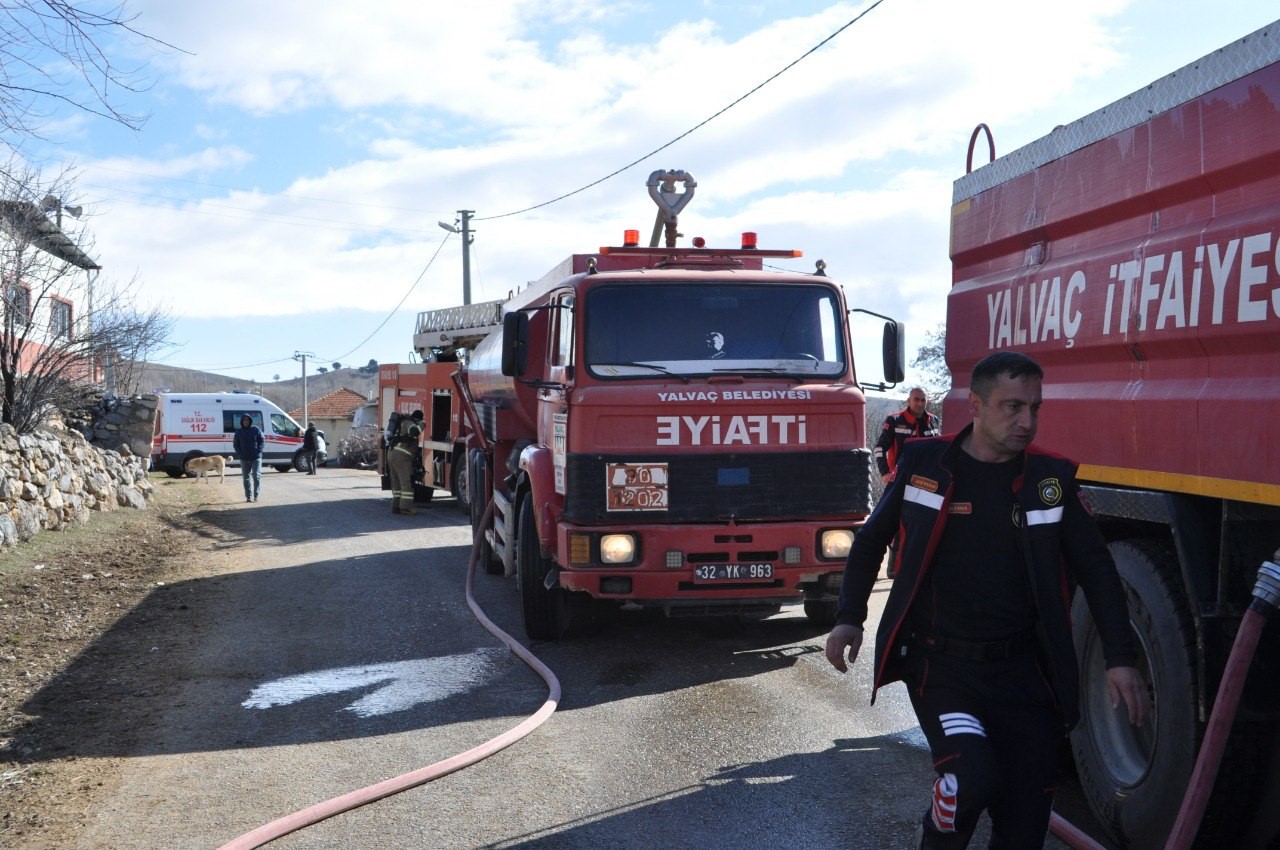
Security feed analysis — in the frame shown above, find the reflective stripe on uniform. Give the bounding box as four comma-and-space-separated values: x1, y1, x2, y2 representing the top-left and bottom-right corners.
1026, 507, 1063, 526
904, 484, 944, 511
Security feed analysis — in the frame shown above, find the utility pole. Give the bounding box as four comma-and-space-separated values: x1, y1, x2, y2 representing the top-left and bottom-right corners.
293, 351, 314, 428
438, 210, 475, 305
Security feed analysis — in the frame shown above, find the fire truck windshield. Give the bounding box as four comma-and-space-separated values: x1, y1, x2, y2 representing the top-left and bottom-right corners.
585, 282, 846, 379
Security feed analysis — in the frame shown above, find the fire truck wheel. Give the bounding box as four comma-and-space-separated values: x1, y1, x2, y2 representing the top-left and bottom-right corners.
452, 455, 470, 515
1069, 540, 1197, 849
518, 493, 563, 640
469, 452, 501, 575
803, 599, 838, 628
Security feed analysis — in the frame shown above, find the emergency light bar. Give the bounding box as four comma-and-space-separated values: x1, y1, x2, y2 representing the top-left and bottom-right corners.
601, 242, 802, 259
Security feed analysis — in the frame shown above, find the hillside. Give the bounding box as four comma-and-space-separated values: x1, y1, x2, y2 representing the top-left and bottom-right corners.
127, 362, 378, 412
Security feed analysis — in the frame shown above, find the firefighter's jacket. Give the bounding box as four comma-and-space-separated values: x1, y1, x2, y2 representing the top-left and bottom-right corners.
873, 408, 940, 477
836, 423, 1137, 730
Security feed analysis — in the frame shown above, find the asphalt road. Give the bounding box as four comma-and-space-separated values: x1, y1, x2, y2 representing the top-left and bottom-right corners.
58, 467, 1100, 849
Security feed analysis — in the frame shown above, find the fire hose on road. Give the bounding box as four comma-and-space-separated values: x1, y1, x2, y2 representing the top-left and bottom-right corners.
218, 501, 561, 850
220, 510, 1279, 849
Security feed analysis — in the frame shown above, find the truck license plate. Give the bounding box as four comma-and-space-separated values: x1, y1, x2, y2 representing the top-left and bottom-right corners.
692, 563, 774, 582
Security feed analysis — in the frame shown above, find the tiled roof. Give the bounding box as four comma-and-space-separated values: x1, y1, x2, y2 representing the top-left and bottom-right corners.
289, 387, 370, 420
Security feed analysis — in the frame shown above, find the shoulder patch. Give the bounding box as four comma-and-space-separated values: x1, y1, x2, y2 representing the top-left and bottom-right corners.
909, 474, 939, 493
1038, 477, 1062, 506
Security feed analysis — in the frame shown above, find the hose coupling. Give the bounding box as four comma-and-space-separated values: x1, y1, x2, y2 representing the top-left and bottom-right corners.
1251, 558, 1280, 613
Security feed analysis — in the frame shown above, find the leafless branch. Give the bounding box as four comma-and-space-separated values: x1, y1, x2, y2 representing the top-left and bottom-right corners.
0, 161, 174, 432
0, 1, 186, 149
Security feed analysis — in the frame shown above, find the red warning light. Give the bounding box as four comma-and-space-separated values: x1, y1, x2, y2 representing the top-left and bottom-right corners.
692, 236, 706, 248
623, 229, 640, 247
741, 231, 758, 249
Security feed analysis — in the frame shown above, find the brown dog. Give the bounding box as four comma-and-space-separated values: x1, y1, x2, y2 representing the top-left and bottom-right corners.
185, 455, 227, 484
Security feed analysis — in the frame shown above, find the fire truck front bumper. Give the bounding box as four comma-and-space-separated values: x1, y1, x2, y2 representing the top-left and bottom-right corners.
553, 520, 859, 604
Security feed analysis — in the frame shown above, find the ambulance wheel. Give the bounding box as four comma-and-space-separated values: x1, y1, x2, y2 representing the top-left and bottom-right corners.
803, 599, 838, 628
1070, 540, 1196, 849
518, 493, 589, 640
181, 451, 205, 478
164, 466, 185, 478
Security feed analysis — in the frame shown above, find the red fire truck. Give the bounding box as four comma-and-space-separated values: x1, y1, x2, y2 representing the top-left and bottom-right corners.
376, 301, 500, 506
453, 172, 904, 641
948, 21, 1280, 848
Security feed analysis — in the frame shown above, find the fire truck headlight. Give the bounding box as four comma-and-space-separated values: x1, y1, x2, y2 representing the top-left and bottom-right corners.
600, 534, 636, 564
820, 529, 854, 560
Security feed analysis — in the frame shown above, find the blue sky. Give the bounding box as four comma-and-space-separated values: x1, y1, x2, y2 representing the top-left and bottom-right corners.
22, 0, 1280, 386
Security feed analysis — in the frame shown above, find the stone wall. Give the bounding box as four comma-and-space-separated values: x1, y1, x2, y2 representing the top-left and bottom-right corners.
64, 393, 158, 459
0, 422, 153, 547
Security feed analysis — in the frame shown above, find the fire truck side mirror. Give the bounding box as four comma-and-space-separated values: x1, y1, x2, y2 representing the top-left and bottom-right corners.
883, 320, 906, 384
501, 311, 530, 377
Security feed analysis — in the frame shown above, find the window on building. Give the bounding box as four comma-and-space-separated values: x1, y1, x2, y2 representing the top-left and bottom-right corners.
51, 300, 72, 339
5, 282, 31, 328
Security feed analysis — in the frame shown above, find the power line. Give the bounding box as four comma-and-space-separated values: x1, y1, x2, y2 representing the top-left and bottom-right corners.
322, 232, 453, 363
40, 158, 450, 217
88, 187, 438, 238
477, 0, 887, 222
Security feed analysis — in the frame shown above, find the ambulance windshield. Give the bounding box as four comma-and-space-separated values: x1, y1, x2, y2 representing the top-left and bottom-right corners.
585, 282, 846, 378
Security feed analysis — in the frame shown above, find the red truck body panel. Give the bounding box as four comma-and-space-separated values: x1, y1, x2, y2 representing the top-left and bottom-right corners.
948, 41, 1280, 506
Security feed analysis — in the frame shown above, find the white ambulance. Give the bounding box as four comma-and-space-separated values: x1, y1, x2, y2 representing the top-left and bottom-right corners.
150, 392, 325, 477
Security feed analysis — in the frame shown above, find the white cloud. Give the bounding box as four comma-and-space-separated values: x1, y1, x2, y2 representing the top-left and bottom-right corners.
47, 0, 1279, 373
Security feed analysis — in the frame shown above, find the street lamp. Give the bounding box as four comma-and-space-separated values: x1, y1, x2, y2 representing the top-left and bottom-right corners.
438, 210, 474, 305
41, 194, 83, 229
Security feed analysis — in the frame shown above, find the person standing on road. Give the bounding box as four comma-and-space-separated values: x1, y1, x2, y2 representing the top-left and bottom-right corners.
825, 351, 1147, 850
233, 414, 265, 503
874, 386, 940, 485
388, 409, 423, 515
874, 387, 940, 578
301, 423, 321, 475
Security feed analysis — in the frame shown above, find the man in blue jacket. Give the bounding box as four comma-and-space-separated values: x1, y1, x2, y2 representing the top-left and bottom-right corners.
825, 351, 1147, 849
233, 414, 265, 502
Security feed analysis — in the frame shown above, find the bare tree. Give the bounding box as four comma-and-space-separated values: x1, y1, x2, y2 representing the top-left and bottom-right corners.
911, 322, 950, 408
0, 163, 172, 432
0, 1, 179, 149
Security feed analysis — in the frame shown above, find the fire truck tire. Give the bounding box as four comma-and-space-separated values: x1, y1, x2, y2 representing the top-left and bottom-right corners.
452, 455, 470, 515
1069, 539, 1198, 849
469, 451, 501, 575
803, 599, 838, 628
518, 493, 565, 640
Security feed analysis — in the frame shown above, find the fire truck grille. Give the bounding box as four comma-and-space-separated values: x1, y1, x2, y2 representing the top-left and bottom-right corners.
562, 449, 872, 523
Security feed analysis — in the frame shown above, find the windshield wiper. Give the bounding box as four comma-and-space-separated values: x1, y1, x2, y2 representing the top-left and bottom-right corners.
712, 366, 807, 383
596, 362, 690, 382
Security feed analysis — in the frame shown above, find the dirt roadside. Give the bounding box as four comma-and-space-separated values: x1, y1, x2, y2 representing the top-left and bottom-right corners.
0, 474, 219, 847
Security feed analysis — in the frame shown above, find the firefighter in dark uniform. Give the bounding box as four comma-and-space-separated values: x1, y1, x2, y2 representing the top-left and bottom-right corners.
875, 387, 940, 578
825, 352, 1147, 850
874, 386, 941, 484
388, 410, 423, 515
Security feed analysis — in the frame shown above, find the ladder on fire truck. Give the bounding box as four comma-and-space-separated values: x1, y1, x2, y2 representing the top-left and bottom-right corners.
413, 299, 503, 362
